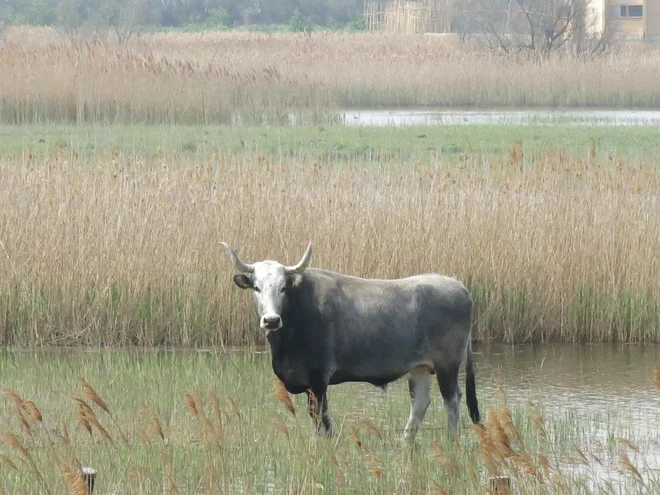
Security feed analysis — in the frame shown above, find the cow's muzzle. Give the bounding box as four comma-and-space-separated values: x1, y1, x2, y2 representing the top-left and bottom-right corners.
261, 314, 282, 331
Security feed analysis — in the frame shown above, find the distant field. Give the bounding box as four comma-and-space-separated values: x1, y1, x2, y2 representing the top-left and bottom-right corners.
2, 123, 660, 162
3, 27, 660, 124
0, 123, 658, 347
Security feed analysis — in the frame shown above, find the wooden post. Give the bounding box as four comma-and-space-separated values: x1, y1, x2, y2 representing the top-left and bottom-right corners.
81, 467, 97, 494
489, 476, 512, 495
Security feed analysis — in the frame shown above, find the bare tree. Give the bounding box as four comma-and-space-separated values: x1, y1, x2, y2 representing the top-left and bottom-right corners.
453, 0, 615, 58
111, 22, 143, 44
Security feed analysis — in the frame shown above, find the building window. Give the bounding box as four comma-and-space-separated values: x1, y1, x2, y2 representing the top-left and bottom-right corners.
612, 5, 644, 18
628, 5, 643, 16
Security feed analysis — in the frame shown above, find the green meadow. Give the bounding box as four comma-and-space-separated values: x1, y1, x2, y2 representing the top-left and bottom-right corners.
3, 123, 660, 162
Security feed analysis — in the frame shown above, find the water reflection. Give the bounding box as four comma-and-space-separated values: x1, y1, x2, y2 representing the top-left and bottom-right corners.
354, 343, 660, 439
473, 344, 660, 426
354, 343, 660, 491
339, 109, 660, 127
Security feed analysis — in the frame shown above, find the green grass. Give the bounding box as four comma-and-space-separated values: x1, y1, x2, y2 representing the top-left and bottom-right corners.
0, 348, 658, 494
3, 123, 660, 162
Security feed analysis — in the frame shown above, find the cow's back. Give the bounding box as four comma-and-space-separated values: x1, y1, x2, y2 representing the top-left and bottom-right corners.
300, 269, 472, 383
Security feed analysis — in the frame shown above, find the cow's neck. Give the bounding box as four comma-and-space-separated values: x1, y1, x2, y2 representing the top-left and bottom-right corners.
266, 324, 294, 356
267, 321, 308, 391
267, 286, 306, 353
266, 290, 307, 377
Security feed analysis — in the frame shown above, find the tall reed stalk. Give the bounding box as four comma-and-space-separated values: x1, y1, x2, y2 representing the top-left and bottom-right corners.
2, 27, 660, 124
0, 148, 657, 346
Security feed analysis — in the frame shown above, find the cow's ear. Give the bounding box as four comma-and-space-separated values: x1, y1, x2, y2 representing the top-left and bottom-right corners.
287, 273, 303, 288
233, 274, 253, 290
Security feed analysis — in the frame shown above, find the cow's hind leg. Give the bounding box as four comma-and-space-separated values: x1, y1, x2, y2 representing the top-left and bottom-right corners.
307, 385, 334, 437
403, 369, 432, 441
436, 363, 461, 437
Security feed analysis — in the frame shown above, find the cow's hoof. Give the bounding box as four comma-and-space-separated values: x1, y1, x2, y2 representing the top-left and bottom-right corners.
317, 424, 335, 438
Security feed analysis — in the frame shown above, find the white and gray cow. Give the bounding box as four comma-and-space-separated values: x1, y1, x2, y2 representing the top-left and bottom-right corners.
220, 241, 480, 439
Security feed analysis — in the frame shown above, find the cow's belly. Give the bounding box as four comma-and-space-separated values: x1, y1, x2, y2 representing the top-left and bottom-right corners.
329, 352, 427, 388
328, 371, 404, 388
334, 335, 422, 375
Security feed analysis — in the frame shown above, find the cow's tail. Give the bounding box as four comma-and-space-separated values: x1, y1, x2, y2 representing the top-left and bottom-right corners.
465, 337, 481, 424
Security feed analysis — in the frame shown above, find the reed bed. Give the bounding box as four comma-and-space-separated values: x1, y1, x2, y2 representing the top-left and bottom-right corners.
3, 26, 660, 124
0, 141, 658, 346
0, 349, 657, 494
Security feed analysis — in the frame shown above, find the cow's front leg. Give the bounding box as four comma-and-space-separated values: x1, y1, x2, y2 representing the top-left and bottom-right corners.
306, 386, 334, 437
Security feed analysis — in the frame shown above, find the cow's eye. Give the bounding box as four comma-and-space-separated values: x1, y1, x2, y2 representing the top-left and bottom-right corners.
280, 287, 287, 293
254, 286, 261, 293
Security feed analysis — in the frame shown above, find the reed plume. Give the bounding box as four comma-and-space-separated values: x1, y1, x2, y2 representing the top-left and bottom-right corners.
271, 378, 296, 416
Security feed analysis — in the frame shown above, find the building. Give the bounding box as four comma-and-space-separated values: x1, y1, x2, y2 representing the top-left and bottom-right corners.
603, 1, 660, 39
364, 0, 453, 34
365, 0, 660, 41
542, 0, 660, 40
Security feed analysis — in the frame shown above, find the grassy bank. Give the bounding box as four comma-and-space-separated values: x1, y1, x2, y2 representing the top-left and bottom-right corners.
0, 349, 657, 494
0, 124, 658, 346
3, 27, 660, 124
3, 122, 660, 162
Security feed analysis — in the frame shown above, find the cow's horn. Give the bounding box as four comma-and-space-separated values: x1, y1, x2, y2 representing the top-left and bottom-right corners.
219, 242, 255, 273
285, 241, 312, 274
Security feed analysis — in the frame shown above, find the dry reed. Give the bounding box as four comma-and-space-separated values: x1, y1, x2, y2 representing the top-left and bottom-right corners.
78, 379, 109, 414
209, 391, 225, 431
150, 410, 165, 442
20, 401, 43, 423
56, 460, 88, 495
429, 439, 458, 473
0, 147, 657, 346
78, 378, 129, 445
2, 27, 660, 124
73, 398, 114, 444
272, 378, 296, 416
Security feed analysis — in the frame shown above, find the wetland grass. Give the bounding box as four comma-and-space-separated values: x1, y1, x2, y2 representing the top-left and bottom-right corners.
0, 134, 658, 346
0, 23, 658, 495
0, 350, 657, 494
3, 27, 660, 125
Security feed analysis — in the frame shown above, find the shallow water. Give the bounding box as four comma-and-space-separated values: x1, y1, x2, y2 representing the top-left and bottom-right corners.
356, 343, 660, 491
471, 343, 659, 430
328, 343, 660, 432
339, 108, 660, 127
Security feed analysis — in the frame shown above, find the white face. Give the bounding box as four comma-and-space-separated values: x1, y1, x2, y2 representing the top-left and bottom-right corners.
222, 241, 312, 333
233, 261, 295, 332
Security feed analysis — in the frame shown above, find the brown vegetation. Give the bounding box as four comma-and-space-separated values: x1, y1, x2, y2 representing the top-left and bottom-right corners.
2, 27, 660, 124
0, 147, 658, 346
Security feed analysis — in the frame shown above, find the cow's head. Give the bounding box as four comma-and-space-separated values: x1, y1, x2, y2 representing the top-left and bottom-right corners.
220, 242, 312, 332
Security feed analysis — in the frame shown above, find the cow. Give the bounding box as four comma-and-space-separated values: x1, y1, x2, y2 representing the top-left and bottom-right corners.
220, 241, 480, 440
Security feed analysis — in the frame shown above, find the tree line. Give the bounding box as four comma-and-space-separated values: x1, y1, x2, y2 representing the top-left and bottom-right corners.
0, 0, 614, 57
0, 0, 366, 32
